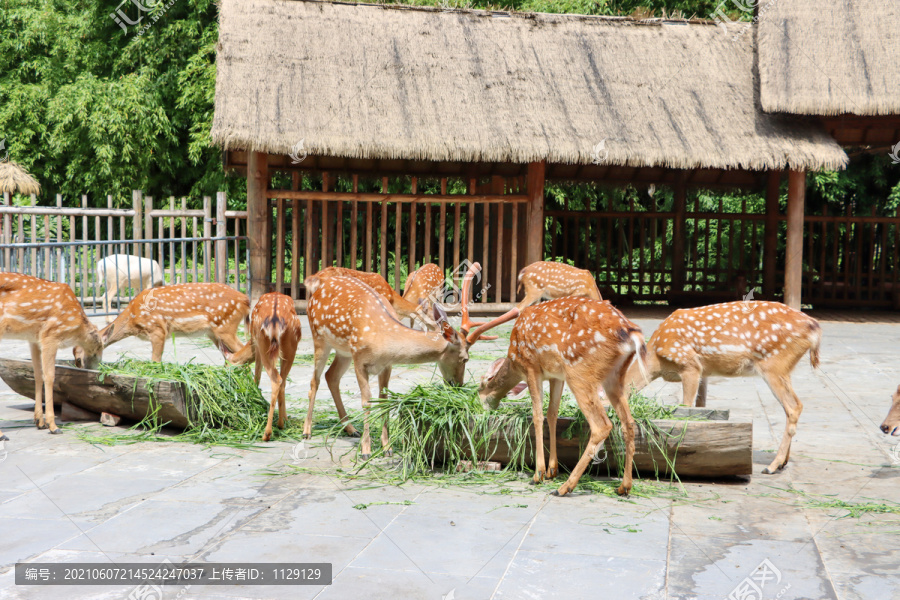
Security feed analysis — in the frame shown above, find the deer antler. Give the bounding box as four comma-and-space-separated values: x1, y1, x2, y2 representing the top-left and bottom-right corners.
459, 262, 519, 343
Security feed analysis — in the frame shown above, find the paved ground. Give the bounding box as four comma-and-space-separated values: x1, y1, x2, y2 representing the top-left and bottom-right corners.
1, 310, 898, 600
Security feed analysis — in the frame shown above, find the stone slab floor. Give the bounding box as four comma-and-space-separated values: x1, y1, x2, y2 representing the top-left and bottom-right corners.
0, 310, 898, 600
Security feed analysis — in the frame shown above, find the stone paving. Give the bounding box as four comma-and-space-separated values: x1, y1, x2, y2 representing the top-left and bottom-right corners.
0, 310, 898, 600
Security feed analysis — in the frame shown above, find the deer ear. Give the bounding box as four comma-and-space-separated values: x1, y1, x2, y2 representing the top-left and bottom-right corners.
485, 358, 505, 380
100, 323, 113, 345
440, 320, 456, 342
433, 303, 448, 324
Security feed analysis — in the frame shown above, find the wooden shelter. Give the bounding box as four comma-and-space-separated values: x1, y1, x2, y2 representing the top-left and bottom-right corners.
213, 0, 849, 309
0, 162, 41, 197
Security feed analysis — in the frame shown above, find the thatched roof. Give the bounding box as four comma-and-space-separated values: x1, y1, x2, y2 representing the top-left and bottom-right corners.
0, 161, 41, 196
758, 0, 900, 116
212, 0, 847, 172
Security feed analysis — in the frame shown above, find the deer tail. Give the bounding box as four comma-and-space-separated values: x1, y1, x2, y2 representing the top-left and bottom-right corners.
261, 296, 286, 361
808, 321, 822, 370
629, 330, 650, 386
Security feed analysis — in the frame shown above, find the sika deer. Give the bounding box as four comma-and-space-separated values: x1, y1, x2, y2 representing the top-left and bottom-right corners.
0, 273, 103, 435
100, 282, 250, 361
304, 263, 517, 458
96, 254, 165, 322
478, 297, 645, 496
624, 301, 822, 474
880, 385, 900, 436
312, 267, 436, 329
402, 263, 445, 327
516, 261, 602, 311
221, 293, 302, 441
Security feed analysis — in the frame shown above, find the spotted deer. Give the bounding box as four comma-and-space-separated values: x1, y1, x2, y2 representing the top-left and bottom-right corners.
516, 261, 602, 311
0, 273, 103, 435
220, 293, 302, 441
100, 282, 250, 361
624, 301, 822, 474
402, 263, 445, 327
313, 266, 436, 329
880, 385, 900, 436
304, 263, 518, 458
478, 297, 645, 496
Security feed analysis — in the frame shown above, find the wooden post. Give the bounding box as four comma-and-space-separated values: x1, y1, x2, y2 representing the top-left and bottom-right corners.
202, 196, 212, 282
525, 161, 545, 266
763, 171, 781, 298
784, 170, 806, 310
247, 151, 269, 302
144, 196, 153, 265
671, 174, 688, 291
216, 191, 227, 286
132, 190, 143, 261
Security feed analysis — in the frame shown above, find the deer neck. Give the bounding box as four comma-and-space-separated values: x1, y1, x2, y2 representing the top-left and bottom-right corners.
376, 324, 450, 365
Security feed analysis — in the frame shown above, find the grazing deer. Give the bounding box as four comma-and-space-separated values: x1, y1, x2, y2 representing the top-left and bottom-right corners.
96, 254, 165, 322
304, 263, 517, 458
313, 267, 436, 329
880, 385, 900, 436
516, 261, 602, 311
478, 297, 645, 496
624, 301, 822, 474
402, 263, 445, 327
0, 273, 103, 434
100, 282, 250, 362
220, 293, 302, 441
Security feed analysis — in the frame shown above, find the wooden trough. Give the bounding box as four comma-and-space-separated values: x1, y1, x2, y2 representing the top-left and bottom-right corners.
0, 358, 195, 429
440, 407, 753, 478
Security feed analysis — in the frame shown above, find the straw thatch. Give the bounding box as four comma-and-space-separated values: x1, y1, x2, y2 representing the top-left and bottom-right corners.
212, 0, 847, 172
0, 161, 41, 196
758, 0, 900, 116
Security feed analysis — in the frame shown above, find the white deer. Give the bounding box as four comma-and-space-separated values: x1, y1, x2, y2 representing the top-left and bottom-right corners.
96, 254, 165, 322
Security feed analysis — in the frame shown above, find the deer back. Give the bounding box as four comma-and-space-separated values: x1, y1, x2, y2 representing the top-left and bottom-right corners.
649, 301, 821, 377
403, 263, 444, 303
517, 261, 601, 300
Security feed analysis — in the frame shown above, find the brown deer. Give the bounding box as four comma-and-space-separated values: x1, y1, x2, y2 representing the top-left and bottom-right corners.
304, 263, 517, 458
624, 301, 822, 474
880, 385, 900, 437
313, 267, 436, 329
220, 293, 302, 441
478, 297, 645, 496
100, 282, 250, 361
0, 273, 103, 435
402, 263, 445, 327
516, 261, 602, 311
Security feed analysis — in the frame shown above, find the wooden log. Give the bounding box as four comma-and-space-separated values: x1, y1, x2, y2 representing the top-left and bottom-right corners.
0, 359, 195, 429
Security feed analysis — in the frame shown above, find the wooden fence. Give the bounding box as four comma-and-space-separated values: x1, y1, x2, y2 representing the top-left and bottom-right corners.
0, 191, 249, 314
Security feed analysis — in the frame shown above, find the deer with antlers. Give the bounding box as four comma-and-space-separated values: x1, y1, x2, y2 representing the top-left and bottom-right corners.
304, 263, 517, 458
478, 297, 645, 496
624, 301, 822, 474
100, 282, 250, 361
220, 292, 302, 441
516, 261, 602, 311
0, 273, 103, 435
312, 266, 436, 329
402, 263, 446, 327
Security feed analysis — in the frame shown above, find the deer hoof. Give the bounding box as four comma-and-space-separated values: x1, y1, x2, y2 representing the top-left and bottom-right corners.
0, 434, 9, 441
546, 467, 558, 479
616, 484, 630, 497
49, 428, 62, 435
347, 430, 361, 439
302, 433, 311, 440
36, 422, 48, 430
383, 449, 394, 458
762, 464, 784, 474
360, 453, 371, 461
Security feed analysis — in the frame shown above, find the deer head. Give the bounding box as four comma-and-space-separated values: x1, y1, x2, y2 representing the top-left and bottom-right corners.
881, 385, 900, 436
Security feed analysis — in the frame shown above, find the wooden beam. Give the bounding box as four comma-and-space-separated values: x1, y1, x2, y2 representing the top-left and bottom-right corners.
784, 170, 806, 310
525, 161, 546, 265
247, 151, 270, 302
265, 190, 527, 204
671, 174, 688, 291
763, 170, 782, 298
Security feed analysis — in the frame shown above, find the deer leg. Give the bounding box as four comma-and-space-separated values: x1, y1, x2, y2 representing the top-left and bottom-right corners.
354, 363, 373, 460
304, 341, 332, 438
546, 378, 564, 479
149, 330, 166, 362
515, 287, 544, 312
254, 356, 263, 385
604, 376, 635, 496
696, 377, 708, 408
104, 280, 118, 323
30, 342, 45, 429
526, 372, 547, 483
680, 361, 702, 406
556, 379, 614, 496
378, 367, 392, 457
262, 361, 281, 442
761, 371, 803, 474
278, 343, 296, 431
323, 354, 358, 437
39, 339, 61, 434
